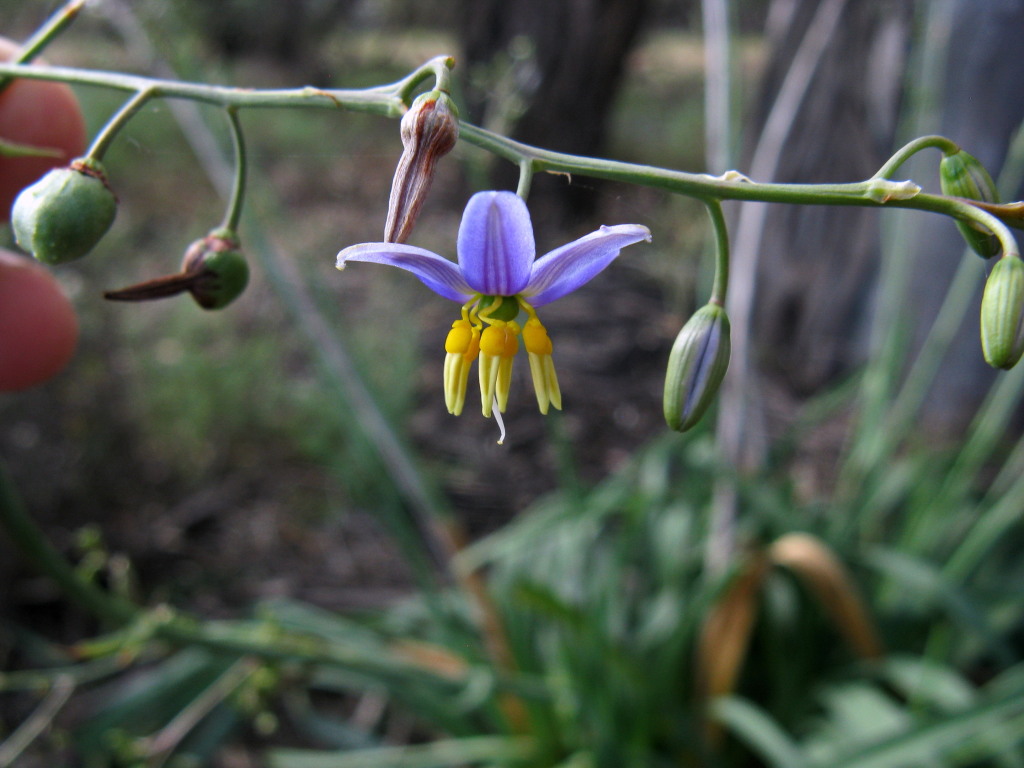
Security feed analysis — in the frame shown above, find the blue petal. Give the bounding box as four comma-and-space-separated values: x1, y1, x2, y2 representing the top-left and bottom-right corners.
457, 191, 535, 296
337, 242, 473, 302
523, 224, 651, 306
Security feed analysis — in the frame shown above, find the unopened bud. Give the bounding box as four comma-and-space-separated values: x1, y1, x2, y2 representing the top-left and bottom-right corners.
940, 149, 1001, 258
12, 158, 117, 264
181, 231, 249, 309
664, 303, 731, 432
384, 89, 459, 243
980, 256, 1024, 369
104, 230, 248, 311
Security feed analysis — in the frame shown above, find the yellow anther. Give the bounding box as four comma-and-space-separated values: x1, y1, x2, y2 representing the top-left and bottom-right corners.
445, 300, 560, 422
445, 319, 474, 354
522, 319, 553, 355
464, 330, 480, 362
443, 320, 480, 415
480, 324, 518, 357
522, 317, 560, 414
478, 323, 520, 417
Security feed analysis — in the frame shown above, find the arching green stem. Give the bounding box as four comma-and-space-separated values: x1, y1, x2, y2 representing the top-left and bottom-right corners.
220, 106, 247, 232
394, 55, 456, 106
0, 62, 405, 117
705, 199, 730, 305
945, 196, 1020, 259
85, 88, 156, 161
873, 134, 961, 179
0, 56, 1019, 254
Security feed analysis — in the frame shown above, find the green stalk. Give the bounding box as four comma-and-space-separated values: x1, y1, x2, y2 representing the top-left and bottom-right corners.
873, 135, 961, 179
516, 159, 535, 200
0, 60, 409, 116
85, 87, 156, 160
219, 107, 246, 233
0, 0, 85, 94
705, 199, 730, 305
0, 59, 1018, 249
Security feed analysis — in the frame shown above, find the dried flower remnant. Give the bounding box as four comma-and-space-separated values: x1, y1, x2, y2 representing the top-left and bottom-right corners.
384, 89, 460, 244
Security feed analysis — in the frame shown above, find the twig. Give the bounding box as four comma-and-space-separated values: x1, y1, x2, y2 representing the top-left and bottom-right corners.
0, 674, 75, 767
143, 658, 259, 768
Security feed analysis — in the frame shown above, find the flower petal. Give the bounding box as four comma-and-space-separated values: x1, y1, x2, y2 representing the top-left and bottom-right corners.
337, 242, 473, 302
457, 191, 535, 296
523, 224, 652, 306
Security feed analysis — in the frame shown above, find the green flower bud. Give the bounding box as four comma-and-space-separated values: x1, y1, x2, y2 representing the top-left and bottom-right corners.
940, 149, 1001, 258
385, 89, 460, 244
980, 256, 1024, 369
664, 303, 731, 432
181, 230, 249, 310
12, 158, 118, 264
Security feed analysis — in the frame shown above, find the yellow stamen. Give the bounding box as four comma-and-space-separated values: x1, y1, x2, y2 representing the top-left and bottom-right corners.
522, 318, 561, 414
478, 323, 519, 417
496, 323, 520, 412
445, 320, 473, 354
522, 319, 552, 355
445, 296, 560, 422
443, 319, 480, 415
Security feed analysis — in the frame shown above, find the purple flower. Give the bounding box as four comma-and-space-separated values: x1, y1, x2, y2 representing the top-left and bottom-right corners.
337, 190, 651, 424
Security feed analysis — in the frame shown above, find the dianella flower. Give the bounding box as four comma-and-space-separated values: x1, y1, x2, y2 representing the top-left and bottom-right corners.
337, 190, 651, 421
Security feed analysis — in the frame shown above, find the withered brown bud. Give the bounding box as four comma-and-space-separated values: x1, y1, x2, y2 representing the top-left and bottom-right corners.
384, 90, 459, 243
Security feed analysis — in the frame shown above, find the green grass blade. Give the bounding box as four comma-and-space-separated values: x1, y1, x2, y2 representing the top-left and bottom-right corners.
711, 696, 810, 768
267, 736, 534, 768
822, 686, 1024, 768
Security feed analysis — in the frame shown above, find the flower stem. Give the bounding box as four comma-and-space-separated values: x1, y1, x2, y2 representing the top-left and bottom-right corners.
874, 134, 961, 179
220, 107, 247, 232
0, 54, 1018, 253
705, 199, 730, 305
85, 87, 156, 161
394, 55, 457, 106
516, 160, 534, 200
0, 61, 405, 117
0, 0, 85, 94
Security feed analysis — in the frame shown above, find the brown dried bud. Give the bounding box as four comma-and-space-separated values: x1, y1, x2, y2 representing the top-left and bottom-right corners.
384, 90, 459, 243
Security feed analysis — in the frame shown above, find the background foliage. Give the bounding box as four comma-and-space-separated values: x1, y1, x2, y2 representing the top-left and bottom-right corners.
2, 1, 1024, 767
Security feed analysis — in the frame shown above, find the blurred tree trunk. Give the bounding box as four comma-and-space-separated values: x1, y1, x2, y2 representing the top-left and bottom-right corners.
745, 0, 912, 395
744, 0, 1024, 436
181, 0, 349, 64
459, 0, 654, 224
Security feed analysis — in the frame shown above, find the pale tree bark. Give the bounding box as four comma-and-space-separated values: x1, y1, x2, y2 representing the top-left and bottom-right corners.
740, 0, 1024, 437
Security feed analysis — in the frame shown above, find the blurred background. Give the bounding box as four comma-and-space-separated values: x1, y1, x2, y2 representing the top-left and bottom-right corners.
0, 0, 763, 620
3, 0, 1024, 766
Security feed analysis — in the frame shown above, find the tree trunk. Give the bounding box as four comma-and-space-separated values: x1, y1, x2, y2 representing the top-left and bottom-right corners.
459, 0, 653, 224
746, 0, 1024, 434
745, 0, 912, 395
